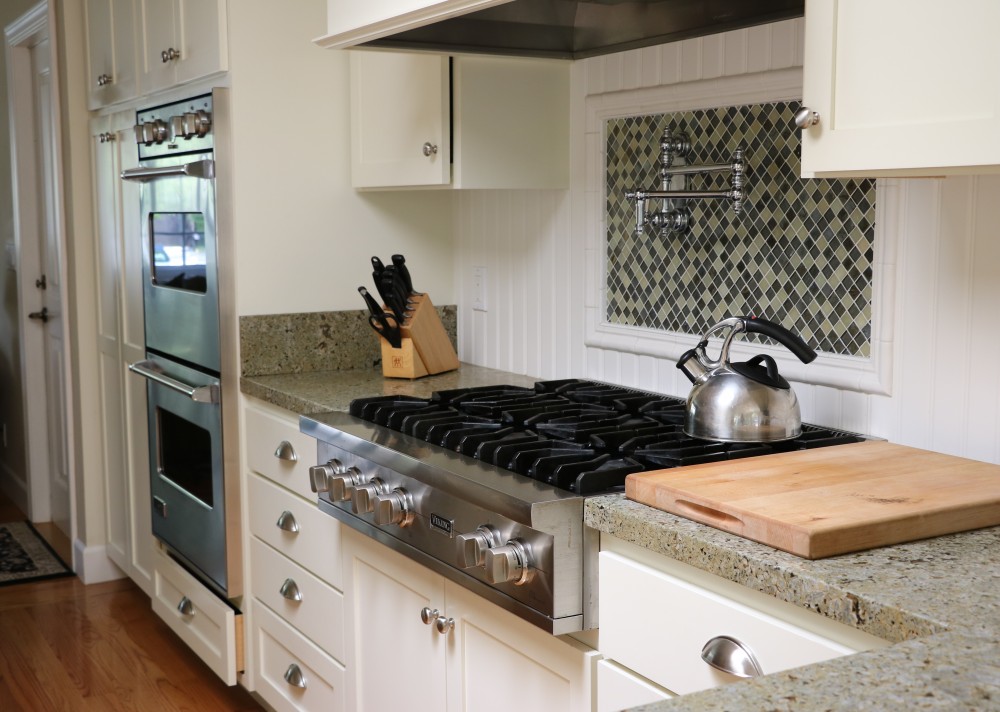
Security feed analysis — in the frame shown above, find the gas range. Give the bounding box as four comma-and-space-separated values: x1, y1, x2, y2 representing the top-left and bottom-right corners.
300, 379, 865, 634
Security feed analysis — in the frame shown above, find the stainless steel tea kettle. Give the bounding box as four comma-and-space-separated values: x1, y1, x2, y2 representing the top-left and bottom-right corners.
676, 316, 817, 442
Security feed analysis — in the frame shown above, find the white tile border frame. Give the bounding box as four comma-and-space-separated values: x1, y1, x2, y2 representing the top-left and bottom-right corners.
582, 68, 897, 395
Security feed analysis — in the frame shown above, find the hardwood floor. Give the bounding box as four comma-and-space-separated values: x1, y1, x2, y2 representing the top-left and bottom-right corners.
0, 491, 262, 711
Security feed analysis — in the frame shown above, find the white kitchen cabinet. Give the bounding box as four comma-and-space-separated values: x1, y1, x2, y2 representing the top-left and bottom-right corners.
800, 0, 1000, 177
84, 0, 138, 110
598, 535, 887, 697
92, 112, 155, 597
595, 660, 672, 712
315, 0, 511, 49
341, 526, 596, 712
138, 0, 228, 96
350, 50, 569, 189
243, 399, 346, 701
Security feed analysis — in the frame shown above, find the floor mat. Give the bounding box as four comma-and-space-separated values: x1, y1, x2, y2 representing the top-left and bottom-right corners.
0, 521, 73, 586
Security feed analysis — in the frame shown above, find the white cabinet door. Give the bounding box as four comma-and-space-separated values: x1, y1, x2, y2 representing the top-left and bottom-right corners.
316, 0, 512, 49
444, 580, 596, 712
93, 111, 154, 595
800, 0, 1000, 177
92, 115, 128, 573
350, 51, 569, 189
350, 51, 451, 188
341, 528, 448, 712
84, 0, 137, 109
139, 0, 227, 95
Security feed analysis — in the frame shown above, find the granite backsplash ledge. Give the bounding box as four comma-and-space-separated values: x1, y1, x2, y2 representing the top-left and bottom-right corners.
240, 306, 458, 377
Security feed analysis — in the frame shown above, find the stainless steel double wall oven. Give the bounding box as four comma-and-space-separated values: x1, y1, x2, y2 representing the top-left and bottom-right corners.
123, 90, 240, 598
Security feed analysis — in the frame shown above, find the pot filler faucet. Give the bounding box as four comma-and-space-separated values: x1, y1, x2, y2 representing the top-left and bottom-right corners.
625, 127, 745, 237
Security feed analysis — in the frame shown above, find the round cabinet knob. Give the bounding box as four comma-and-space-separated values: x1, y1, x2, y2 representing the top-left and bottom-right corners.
794, 106, 821, 129
351, 478, 388, 514
483, 540, 531, 586
308, 459, 342, 493
161, 47, 181, 63
422, 142, 438, 157
456, 525, 503, 569
420, 607, 440, 625
373, 488, 413, 527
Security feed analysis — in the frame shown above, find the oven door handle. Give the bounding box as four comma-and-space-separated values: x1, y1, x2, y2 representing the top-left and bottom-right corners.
120, 158, 215, 182
128, 360, 219, 404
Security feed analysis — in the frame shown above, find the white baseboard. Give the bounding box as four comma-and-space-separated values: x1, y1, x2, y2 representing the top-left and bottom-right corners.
73, 540, 127, 584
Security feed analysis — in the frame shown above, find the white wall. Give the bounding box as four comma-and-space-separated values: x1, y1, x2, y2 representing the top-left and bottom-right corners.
227, 0, 455, 316
455, 19, 1000, 465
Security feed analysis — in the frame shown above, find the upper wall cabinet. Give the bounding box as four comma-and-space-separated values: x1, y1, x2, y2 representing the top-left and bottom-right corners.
138, 0, 228, 96
350, 51, 569, 189
84, 0, 138, 110
800, 0, 1000, 177
315, 0, 511, 48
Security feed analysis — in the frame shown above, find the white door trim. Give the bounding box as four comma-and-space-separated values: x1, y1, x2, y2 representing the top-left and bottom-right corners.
5, 1, 78, 564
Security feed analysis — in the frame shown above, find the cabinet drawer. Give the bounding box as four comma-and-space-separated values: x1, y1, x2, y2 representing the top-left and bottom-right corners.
251, 537, 344, 662
245, 402, 316, 500
600, 550, 862, 694
596, 660, 672, 712
249, 473, 342, 589
252, 601, 345, 712
152, 547, 243, 685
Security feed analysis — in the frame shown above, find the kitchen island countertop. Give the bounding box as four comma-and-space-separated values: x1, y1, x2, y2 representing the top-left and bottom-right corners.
241, 365, 1000, 710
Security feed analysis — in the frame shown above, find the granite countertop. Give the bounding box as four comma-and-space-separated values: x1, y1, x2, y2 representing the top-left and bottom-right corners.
241, 365, 1000, 711
587, 495, 1000, 710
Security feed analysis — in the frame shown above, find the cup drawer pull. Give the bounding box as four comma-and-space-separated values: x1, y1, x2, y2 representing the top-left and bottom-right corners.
276, 510, 300, 533
279, 578, 303, 602
283, 662, 307, 689
274, 440, 298, 462
700, 635, 763, 678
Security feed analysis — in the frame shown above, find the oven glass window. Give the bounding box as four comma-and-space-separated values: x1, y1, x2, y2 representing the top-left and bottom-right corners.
149, 212, 207, 293
157, 408, 214, 507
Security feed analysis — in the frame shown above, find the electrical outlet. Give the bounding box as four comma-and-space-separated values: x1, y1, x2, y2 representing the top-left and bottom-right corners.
472, 266, 488, 312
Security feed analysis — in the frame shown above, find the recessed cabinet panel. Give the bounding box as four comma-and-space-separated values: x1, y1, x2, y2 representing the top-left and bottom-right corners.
138, 0, 227, 95
349, 50, 569, 189
85, 0, 138, 109
350, 51, 450, 188
801, 0, 1000, 176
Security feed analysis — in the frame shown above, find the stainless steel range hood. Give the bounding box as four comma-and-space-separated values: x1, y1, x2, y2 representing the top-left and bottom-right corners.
361, 0, 804, 59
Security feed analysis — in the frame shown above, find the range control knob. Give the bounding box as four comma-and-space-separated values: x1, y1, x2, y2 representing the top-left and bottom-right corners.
184, 110, 212, 138
328, 466, 366, 502
483, 540, 531, 586
455, 525, 503, 569
373, 488, 413, 527
308, 459, 343, 493
351, 478, 388, 514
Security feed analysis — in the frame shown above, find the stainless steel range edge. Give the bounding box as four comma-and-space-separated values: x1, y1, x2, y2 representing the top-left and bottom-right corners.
301, 411, 590, 635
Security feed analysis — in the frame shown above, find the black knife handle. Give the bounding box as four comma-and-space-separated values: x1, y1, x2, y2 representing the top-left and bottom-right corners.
392, 254, 416, 294
371, 256, 385, 276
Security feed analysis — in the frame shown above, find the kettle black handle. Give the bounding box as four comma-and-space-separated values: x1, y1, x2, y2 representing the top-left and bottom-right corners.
741, 317, 817, 364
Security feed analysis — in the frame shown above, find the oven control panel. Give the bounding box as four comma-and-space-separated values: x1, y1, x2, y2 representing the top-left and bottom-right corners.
133, 93, 214, 159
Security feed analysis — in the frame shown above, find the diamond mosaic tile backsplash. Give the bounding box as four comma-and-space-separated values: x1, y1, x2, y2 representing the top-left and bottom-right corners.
606, 102, 875, 357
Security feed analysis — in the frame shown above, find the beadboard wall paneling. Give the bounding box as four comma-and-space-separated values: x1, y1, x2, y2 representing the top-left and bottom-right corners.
454, 19, 1000, 464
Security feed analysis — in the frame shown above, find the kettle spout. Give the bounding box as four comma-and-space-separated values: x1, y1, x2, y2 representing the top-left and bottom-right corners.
676, 344, 708, 384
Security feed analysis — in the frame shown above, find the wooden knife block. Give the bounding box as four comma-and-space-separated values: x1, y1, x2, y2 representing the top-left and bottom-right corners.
379, 294, 459, 379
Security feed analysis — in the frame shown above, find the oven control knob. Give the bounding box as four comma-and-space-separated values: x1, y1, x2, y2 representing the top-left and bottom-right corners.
351, 478, 388, 514
184, 110, 212, 138
456, 525, 503, 569
308, 459, 343, 493
140, 119, 169, 145
373, 488, 413, 527
328, 466, 366, 502
483, 540, 531, 586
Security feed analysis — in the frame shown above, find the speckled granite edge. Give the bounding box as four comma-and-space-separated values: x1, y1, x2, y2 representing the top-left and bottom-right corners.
239, 306, 457, 377
587, 495, 985, 642
632, 631, 1000, 712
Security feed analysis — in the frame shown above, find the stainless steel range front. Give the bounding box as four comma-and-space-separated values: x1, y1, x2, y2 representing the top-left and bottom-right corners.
301, 380, 865, 634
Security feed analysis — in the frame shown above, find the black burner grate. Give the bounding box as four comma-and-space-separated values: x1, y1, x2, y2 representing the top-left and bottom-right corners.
348, 379, 865, 495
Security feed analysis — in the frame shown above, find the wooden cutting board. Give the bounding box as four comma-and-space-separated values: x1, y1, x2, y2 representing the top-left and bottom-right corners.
625, 441, 1000, 559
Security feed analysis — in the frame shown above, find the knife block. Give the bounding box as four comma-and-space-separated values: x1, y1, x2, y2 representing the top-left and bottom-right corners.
379, 294, 459, 379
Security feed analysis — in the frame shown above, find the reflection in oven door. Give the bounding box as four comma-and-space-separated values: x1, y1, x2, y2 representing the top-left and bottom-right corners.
132, 353, 229, 595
